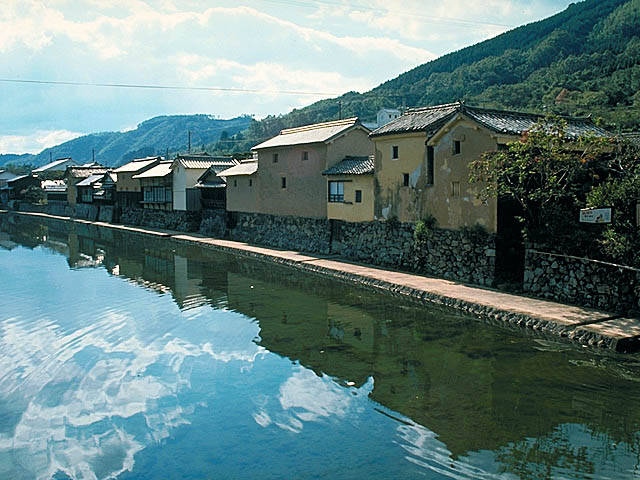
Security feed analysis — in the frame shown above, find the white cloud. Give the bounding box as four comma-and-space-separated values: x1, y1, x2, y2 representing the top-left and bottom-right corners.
0, 0, 575, 153
0, 130, 84, 154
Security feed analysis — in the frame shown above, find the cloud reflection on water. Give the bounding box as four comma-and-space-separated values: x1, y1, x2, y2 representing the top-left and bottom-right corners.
0, 293, 265, 479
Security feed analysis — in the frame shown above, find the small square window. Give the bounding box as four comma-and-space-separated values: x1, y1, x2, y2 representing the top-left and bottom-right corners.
392, 145, 399, 159
355, 190, 362, 203
403, 173, 410, 187
281, 177, 287, 189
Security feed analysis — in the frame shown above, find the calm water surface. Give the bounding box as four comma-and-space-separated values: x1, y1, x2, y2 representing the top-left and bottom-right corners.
1, 215, 640, 479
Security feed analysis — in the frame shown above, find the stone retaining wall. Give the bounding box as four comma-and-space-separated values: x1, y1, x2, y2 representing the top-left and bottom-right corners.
214, 212, 496, 286
334, 220, 496, 286
13, 203, 496, 286
524, 249, 640, 314
226, 212, 331, 254
120, 207, 201, 232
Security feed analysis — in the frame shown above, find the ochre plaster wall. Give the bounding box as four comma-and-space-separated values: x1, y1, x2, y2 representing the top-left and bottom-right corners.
374, 118, 513, 232
326, 174, 374, 222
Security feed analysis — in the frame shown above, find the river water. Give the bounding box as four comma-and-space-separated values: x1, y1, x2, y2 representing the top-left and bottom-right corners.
1, 214, 640, 479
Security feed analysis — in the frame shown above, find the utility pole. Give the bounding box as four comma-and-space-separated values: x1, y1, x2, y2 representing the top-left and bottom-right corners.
188, 130, 191, 154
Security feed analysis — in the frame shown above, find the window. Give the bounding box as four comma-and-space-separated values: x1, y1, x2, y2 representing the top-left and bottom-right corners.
328, 181, 344, 202
249, 179, 253, 187
81, 189, 93, 203
497, 143, 508, 151
392, 145, 399, 159
453, 140, 461, 155
426, 146, 434, 185
403, 173, 410, 187
233, 179, 237, 187
281, 177, 287, 189
302, 151, 309, 161
272, 153, 279, 163
451, 181, 461, 197
355, 190, 362, 203
143, 186, 171, 203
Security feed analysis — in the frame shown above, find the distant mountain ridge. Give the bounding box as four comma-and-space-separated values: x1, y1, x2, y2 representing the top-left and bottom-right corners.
1, 114, 252, 168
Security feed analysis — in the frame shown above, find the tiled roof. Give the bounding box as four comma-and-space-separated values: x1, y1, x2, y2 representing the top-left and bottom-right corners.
370, 102, 610, 139
66, 165, 107, 178
323, 156, 374, 176
252, 117, 368, 150
33, 157, 74, 173
464, 107, 610, 138
370, 103, 459, 137
195, 169, 226, 188
33, 157, 71, 173
114, 156, 161, 173
75, 174, 104, 187
132, 161, 173, 179
173, 154, 237, 170
218, 160, 258, 177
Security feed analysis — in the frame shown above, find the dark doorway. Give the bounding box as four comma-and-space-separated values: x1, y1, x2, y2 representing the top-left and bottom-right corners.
495, 197, 525, 288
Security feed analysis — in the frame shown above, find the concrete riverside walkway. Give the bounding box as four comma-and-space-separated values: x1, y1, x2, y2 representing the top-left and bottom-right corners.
5, 210, 640, 353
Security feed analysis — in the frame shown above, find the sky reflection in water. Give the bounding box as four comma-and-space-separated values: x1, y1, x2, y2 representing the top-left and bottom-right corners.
1, 219, 640, 479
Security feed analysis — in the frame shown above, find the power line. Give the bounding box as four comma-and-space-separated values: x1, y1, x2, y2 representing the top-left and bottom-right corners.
260, 0, 515, 29
0, 78, 343, 97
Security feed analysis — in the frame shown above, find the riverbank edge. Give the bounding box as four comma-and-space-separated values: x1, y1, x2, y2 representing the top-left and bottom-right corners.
4, 209, 640, 354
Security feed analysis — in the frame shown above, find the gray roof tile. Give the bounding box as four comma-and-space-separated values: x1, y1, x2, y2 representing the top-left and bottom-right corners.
253, 118, 368, 150
370, 102, 610, 139
218, 161, 258, 177
323, 156, 374, 176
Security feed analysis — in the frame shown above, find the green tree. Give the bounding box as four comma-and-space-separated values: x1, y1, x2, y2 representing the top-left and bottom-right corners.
586, 138, 640, 264
469, 117, 612, 249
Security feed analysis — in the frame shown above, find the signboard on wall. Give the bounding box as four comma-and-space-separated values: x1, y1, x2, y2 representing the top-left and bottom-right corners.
579, 207, 612, 224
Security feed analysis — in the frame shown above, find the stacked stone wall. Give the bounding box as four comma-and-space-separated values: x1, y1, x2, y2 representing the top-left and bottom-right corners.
216, 212, 496, 286
10, 202, 497, 287
200, 209, 227, 238
524, 250, 640, 314
335, 220, 496, 286
227, 212, 331, 254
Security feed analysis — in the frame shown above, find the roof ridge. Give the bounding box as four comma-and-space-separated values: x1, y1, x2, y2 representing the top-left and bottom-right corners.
405, 102, 462, 114
280, 117, 359, 135
463, 104, 593, 122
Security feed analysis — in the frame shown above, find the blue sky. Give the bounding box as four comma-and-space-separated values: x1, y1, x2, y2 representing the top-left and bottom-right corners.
0, 0, 574, 154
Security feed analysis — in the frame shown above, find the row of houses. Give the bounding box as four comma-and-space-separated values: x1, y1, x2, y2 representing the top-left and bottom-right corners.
222, 101, 608, 233
0, 153, 238, 215
2, 101, 609, 234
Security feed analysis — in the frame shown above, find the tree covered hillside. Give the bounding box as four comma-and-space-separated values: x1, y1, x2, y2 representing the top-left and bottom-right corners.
238, 0, 639, 151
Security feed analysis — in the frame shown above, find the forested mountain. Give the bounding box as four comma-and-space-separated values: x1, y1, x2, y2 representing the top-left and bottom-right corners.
241, 0, 640, 150
1, 115, 252, 168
